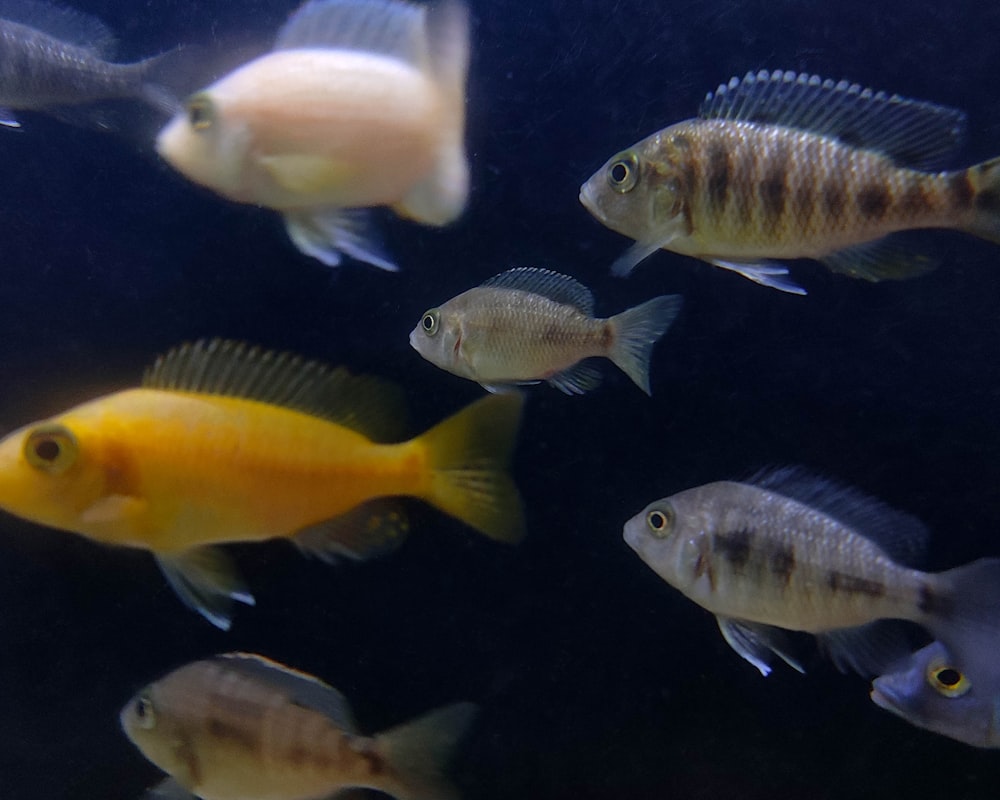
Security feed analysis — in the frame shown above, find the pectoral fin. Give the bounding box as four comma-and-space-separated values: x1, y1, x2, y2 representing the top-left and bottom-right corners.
145, 777, 198, 800
156, 547, 255, 631
610, 238, 675, 278
0, 109, 21, 129
80, 494, 147, 525
716, 616, 805, 677
260, 154, 350, 195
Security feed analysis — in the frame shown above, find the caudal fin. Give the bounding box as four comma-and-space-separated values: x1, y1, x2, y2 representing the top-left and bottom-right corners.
607, 295, 683, 395
378, 702, 478, 800
927, 557, 1000, 679
417, 393, 525, 544
964, 157, 1000, 244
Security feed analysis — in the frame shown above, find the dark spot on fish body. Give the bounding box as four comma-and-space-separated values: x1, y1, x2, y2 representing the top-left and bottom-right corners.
706, 140, 732, 214
207, 717, 260, 752
599, 321, 613, 350
976, 188, 1000, 213
793, 180, 815, 232
856, 183, 892, 221
825, 571, 886, 598
948, 171, 975, 211
712, 529, 753, 571
761, 143, 790, 235
693, 543, 717, 593
917, 582, 953, 617
769, 545, 796, 587
822, 179, 848, 221
899, 180, 932, 218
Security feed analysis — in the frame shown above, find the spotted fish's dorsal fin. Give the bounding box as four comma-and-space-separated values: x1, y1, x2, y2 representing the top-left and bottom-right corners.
0, 0, 117, 56
699, 70, 967, 170
746, 466, 930, 567
215, 653, 358, 732
143, 339, 408, 443
481, 267, 595, 315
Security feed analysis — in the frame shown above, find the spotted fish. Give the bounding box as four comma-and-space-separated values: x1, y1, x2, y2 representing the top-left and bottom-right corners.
580, 70, 1000, 294
622, 467, 1000, 677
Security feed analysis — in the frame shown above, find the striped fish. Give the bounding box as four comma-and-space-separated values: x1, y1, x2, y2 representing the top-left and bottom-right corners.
121, 652, 476, 800
622, 467, 1000, 678
580, 70, 1000, 294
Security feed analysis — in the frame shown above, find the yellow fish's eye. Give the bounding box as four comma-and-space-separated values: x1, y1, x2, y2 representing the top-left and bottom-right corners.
187, 94, 215, 131
24, 424, 79, 474
646, 505, 674, 537
421, 309, 440, 336
927, 662, 971, 698
607, 152, 639, 193
134, 692, 157, 730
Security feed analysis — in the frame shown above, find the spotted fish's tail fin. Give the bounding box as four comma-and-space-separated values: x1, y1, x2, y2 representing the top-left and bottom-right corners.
607, 295, 683, 395
926, 557, 1000, 681
962, 157, 1000, 244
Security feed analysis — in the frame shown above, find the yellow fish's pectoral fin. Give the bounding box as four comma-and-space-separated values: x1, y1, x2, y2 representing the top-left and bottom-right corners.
259, 154, 351, 195
292, 499, 410, 563
80, 494, 148, 525
155, 547, 255, 631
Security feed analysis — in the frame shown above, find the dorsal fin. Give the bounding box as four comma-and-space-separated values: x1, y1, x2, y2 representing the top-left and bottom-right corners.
699, 70, 967, 170
0, 0, 117, 56
215, 653, 357, 732
746, 466, 929, 567
142, 339, 407, 443
274, 0, 430, 72
481, 267, 595, 315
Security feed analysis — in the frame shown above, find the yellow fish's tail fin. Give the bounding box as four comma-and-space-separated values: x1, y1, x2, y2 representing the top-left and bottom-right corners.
964, 156, 1000, 244
416, 393, 525, 544
608, 294, 683, 396
377, 702, 478, 800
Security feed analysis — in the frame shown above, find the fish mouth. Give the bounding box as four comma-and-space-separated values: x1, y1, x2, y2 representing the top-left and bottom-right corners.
579, 183, 598, 215
869, 680, 902, 715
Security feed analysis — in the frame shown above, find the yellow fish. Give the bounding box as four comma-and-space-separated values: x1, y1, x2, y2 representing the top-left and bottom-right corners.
156, 0, 469, 270
580, 70, 1000, 294
0, 340, 524, 629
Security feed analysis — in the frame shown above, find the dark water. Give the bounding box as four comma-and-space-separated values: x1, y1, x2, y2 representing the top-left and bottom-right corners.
1, 0, 1000, 798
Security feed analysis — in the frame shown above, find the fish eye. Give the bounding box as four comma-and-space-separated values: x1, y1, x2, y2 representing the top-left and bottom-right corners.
134, 692, 157, 730
24, 424, 79, 475
187, 94, 215, 131
421, 310, 440, 336
646, 505, 674, 537
927, 662, 971, 698
607, 152, 640, 193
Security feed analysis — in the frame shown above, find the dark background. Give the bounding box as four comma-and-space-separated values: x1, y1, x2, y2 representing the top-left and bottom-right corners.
1, 0, 999, 798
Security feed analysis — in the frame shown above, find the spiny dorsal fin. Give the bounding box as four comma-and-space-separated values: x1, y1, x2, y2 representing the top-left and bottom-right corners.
0, 0, 117, 56
215, 653, 357, 732
746, 466, 929, 567
481, 267, 595, 315
699, 70, 967, 170
143, 339, 407, 443
274, 0, 430, 72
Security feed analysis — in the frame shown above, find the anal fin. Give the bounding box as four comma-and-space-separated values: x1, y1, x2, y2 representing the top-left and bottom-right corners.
293, 499, 409, 564
820, 235, 938, 282
156, 547, 255, 631
546, 360, 603, 395
817, 620, 917, 677
717, 616, 805, 676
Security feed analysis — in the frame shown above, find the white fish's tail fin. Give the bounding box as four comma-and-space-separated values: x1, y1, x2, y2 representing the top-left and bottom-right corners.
927, 557, 1000, 679
395, 0, 470, 226
964, 157, 1000, 244
377, 702, 478, 800
607, 295, 683, 395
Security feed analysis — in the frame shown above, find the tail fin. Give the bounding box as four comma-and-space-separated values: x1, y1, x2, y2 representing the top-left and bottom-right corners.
378, 702, 477, 800
416, 393, 525, 544
134, 45, 207, 116
607, 295, 683, 395
964, 157, 1000, 244
927, 557, 1000, 679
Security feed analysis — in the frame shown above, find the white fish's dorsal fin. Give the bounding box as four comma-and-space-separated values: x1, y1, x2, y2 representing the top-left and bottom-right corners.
0, 0, 117, 56
142, 339, 408, 442
274, 0, 429, 69
699, 70, 967, 170
481, 268, 595, 315
746, 466, 930, 567
216, 653, 359, 732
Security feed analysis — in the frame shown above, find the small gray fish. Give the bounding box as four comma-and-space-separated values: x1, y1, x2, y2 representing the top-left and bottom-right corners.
0, 0, 179, 128
121, 652, 477, 800
622, 467, 1000, 678
871, 641, 1000, 749
409, 267, 682, 395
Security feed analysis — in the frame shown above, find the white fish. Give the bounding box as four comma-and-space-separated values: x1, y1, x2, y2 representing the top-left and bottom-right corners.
156, 0, 470, 270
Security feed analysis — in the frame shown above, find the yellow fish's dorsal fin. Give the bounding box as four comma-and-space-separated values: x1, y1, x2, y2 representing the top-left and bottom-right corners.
259, 154, 352, 195
143, 339, 408, 443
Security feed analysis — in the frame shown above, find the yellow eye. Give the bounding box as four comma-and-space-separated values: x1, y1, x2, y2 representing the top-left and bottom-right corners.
646, 505, 674, 537
187, 94, 215, 131
420, 310, 440, 336
24, 424, 79, 474
134, 692, 157, 730
607, 152, 639, 193
927, 662, 971, 698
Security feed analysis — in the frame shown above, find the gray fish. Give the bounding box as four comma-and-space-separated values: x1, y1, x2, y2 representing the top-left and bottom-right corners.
871, 641, 1000, 749
121, 652, 477, 800
622, 467, 1000, 678
0, 0, 179, 128
409, 267, 682, 395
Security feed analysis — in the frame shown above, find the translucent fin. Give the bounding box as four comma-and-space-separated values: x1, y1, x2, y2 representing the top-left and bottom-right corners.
144, 339, 408, 442
817, 620, 916, 676
377, 702, 477, 800
820, 236, 938, 282
284, 207, 398, 271
156, 547, 255, 631
145, 777, 197, 800
928, 558, 1000, 682
607, 295, 682, 395
746, 466, 929, 567
717, 616, 805, 677
0, 0, 117, 56
417, 393, 525, 544
699, 70, 967, 170
708, 259, 807, 295
215, 653, 357, 731
293, 499, 409, 563
546, 360, 603, 395
610, 238, 673, 277
965, 157, 1000, 245
480, 382, 533, 394
482, 267, 595, 314
0, 109, 21, 128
